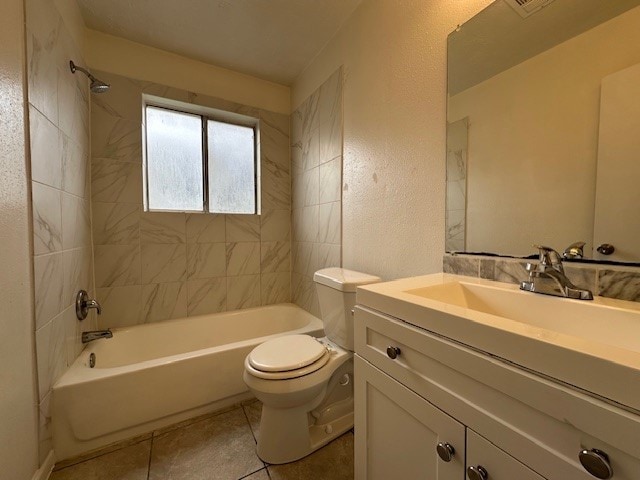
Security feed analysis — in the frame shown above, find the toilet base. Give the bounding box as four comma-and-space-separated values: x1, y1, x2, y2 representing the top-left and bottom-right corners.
256, 404, 353, 464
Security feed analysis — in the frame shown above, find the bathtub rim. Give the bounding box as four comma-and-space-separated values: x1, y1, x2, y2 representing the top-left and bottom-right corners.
55, 303, 323, 388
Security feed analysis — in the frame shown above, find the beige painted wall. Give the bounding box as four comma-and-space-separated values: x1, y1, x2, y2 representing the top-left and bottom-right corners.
85, 29, 290, 115
292, 0, 493, 281
448, 6, 640, 257
0, 0, 40, 478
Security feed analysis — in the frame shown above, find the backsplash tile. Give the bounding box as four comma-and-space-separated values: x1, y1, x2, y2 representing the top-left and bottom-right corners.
444, 254, 640, 303
443, 255, 478, 276
598, 270, 640, 302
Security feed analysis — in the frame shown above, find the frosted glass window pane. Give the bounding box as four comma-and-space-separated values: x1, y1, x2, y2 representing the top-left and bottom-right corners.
208, 120, 256, 214
146, 106, 203, 211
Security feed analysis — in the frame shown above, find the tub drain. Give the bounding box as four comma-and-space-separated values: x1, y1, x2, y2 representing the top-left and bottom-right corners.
89, 353, 96, 368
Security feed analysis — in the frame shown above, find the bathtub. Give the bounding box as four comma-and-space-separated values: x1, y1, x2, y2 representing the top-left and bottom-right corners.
52, 303, 323, 461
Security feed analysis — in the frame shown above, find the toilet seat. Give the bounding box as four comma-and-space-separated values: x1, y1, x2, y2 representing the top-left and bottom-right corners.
246, 335, 331, 380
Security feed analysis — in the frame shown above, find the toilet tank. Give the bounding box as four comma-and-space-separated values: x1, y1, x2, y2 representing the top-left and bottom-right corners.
313, 268, 381, 350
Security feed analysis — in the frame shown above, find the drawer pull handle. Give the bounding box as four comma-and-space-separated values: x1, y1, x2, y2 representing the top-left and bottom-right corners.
467, 466, 488, 480
579, 449, 613, 479
386, 346, 401, 359
436, 442, 455, 462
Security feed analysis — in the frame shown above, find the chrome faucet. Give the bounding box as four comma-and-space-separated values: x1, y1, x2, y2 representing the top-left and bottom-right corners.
76, 290, 102, 320
82, 329, 113, 344
563, 241, 586, 260
520, 245, 593, 300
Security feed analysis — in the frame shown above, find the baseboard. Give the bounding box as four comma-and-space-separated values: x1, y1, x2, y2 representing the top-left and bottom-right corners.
31, 450, 55, 480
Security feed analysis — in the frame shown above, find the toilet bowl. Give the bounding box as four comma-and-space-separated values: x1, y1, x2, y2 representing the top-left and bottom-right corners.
242, 268, 380, 464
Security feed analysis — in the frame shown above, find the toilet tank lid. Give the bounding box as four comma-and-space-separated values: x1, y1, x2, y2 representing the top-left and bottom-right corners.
313, 268, 381, 292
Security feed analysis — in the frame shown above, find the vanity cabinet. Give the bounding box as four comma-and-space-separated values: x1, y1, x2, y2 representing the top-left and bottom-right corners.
354, 305, 640, 480
354, 355, 465, 479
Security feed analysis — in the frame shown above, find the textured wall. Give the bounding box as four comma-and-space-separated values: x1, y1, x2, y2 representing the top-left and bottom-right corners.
292, 0, 493, 281
0, 0, 39, 477
291, 69, 343, 316
26, 0, 96, 464
91, 71, 291, 328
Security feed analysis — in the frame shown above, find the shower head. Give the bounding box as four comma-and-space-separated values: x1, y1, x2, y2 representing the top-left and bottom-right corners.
69, 60, 110, 94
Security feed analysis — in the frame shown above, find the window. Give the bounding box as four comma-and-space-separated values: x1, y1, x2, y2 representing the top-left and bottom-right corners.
143, 101, 258, 214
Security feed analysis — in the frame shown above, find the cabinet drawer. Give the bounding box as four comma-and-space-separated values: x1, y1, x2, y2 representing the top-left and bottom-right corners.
354, 305, 640, 480
467, 429, 545, 480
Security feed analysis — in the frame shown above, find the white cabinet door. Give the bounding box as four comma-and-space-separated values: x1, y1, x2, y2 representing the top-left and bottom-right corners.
466, 429, 546, 480
354, 355, 465, 480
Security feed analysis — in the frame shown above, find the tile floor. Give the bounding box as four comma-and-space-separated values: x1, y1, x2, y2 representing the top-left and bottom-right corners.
50, 400, 354, 480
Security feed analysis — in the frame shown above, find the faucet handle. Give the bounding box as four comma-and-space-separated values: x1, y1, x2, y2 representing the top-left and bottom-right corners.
533, 245, 564, 271
563, 241, 586, 260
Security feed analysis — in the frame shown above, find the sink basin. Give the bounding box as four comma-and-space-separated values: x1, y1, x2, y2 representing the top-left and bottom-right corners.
406, 281, 640, 352
357, 273, 640, 412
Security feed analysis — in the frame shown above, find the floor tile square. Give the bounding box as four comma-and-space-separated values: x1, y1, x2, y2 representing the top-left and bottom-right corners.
50, 440, 151, 480
267, 432, 354, 480
148, 407, 264, 480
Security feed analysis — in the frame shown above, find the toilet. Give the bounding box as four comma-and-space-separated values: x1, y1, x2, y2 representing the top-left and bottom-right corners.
243, 267, 380, 464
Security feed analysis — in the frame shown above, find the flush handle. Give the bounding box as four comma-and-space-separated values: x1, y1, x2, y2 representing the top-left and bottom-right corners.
579, 449, 613, 479
386, 346, 401, 359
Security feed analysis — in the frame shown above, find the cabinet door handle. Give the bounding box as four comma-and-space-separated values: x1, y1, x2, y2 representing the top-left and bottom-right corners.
467, 466, 488, 480
386, 346, 401, 359
436, 442, 455, 462
579, 449, 613, 479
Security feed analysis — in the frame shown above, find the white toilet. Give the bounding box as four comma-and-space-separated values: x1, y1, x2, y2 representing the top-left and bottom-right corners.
243, 267, 380, 464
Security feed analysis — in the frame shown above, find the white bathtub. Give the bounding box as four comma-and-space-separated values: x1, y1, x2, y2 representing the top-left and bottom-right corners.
52, 303, 323, 461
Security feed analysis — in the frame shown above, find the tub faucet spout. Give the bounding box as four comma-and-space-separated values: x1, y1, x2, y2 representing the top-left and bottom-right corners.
82, 329, 113, 344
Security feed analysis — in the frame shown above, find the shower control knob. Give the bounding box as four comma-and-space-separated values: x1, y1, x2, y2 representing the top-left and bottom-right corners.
467, 465, 489, 480
579, 449, 613, 479
386, 346, 401, 359
436, 442, 455, 462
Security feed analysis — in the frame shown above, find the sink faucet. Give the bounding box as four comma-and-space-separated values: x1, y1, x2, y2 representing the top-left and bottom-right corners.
82, 329, 113, 344
520, 245, 593, 300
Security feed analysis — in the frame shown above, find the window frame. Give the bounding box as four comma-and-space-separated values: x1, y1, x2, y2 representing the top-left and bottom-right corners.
142, 95, 260, 215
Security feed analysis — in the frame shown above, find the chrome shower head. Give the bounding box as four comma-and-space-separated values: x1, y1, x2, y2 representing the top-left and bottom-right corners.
69, 60, 110, 94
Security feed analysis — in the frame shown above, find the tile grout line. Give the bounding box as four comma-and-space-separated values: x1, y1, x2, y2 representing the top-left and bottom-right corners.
146, 435, 154, 480
241, 404, 258, 445
238, 466, 269, 480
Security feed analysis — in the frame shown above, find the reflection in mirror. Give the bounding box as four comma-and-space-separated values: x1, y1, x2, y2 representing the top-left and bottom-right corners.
446, 0, 640, 263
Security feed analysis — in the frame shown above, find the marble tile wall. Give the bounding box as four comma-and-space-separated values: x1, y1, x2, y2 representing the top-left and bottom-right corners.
290, 69, 343, 316
91, 72, 291, 328
443, 254, 640, 302
445, 118, 468, 252
26, 0, 96, 464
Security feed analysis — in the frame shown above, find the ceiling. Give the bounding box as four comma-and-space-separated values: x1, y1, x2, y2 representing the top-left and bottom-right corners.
76, 0, 362, 85
448, 0, 640, 95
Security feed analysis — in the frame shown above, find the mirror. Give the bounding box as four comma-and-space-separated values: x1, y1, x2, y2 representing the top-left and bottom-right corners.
446, 0, 640, 263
